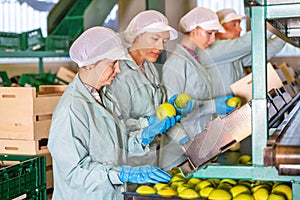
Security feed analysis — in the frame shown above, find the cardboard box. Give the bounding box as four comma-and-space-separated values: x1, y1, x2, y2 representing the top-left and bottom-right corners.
56, 66, 76, 84
230, 63, 283, 103
0, 86, 65, 140
277, 62, 295, 84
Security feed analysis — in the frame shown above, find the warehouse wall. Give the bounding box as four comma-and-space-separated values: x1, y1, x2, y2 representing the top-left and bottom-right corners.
118, 0, 196, 32
118, 0, 146, 32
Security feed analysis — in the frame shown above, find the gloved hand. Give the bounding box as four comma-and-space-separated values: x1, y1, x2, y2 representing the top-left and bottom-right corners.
168, 94, 178, 105
142, 115, 181, 145
214, 95, 235, 115
119, 165, 172, 184
168, 94, 195, 117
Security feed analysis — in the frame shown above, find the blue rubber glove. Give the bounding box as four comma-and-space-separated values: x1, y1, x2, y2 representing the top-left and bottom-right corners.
214, 95, 235, 115
168, 94, 195, 117
168, 94, 178, 105
142, 115, 181, 145
175, 100, 195, 117
119, 165, 172, 184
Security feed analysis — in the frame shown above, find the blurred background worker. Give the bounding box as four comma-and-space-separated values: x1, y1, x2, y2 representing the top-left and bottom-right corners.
105, 10, 193, 171
162, 7, 235, 138
199, 8, 286, 97
48, 26, 172, 200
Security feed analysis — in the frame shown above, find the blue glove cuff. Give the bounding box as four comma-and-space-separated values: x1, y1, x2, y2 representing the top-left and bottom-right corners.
179, 136, 189, 145
141, 135, 154, 145
175, 100, 195, 117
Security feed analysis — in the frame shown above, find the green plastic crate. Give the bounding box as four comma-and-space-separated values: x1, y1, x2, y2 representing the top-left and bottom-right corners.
0, 155, 46, 200
18, 73, 60, 91
22, 28, 45, 51
0, 32, 24, 51
46, 35, 70, 52
0, 71, 11, 86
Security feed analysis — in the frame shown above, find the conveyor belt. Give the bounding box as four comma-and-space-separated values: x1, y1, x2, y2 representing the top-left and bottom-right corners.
265, 100, 300, 175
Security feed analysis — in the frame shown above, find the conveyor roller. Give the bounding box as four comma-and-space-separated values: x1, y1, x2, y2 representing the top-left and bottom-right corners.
265, 100, 300, 175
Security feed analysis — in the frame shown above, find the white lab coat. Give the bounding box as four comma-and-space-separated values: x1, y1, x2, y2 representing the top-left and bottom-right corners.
106, 58, 188, 170
106, 59, 165, 166
162, 44, 216, 138
48, 74, 147, 200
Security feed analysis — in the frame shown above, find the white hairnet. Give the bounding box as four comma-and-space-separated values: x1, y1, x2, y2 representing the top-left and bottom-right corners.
123, 10, 178, 46
69, 26, 128, 67
179, 7, 225, 33
217, 8, 246, 24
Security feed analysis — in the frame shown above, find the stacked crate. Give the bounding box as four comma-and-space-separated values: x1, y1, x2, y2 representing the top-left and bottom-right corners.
0, 28, 45, 52
0, 85, 66, 190
0, 155, 47, 200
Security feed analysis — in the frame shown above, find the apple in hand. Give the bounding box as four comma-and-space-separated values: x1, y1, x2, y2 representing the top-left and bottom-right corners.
175, 93, 192, 108
226, 96, 242, 108
156, 103, 176, 120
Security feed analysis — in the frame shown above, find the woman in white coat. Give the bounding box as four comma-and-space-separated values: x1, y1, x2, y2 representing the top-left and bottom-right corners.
199, 8, 285, 97
162, 7, 235, 138
48, 26, 171, 200
105, 10, 193, 170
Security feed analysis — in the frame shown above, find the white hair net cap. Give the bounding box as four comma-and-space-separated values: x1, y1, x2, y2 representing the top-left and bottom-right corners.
69, 26, 128, 67
179, 7, 225, 33
217, 8, 246, 24
123, 10, 178, 45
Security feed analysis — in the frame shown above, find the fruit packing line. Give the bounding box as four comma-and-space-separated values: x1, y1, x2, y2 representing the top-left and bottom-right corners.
124, 174, 293, 199
179, 76, 300, 176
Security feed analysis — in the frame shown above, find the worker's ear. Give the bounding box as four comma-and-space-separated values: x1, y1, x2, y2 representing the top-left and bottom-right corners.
189, 26, 201, 37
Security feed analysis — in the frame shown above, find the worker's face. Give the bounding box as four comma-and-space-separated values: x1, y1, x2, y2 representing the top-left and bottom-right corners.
96, 59, 121, 87
192, 26, 217, 50
217, 20, 242, 39
130, 31, 170, 63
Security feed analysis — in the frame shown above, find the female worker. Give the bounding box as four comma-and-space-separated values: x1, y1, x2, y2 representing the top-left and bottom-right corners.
199, 8, 285, 97
47, 27, 172, 199
105, 10, 193, 170
162, 7, 234, 138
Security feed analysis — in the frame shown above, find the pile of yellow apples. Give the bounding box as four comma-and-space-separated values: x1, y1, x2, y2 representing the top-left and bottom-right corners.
135, 167, 292, 200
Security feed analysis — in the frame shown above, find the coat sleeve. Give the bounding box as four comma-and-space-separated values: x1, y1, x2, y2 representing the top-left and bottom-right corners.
200, 31, 252, 65
242, 36, 285, 66
162, 55, 216, 119
103, 86, 150, 156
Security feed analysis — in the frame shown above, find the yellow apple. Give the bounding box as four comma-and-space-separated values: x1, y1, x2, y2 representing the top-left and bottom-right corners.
156, 103, 176, 120
136, 185, 156, 195
175, 93, 192, 108
229, 142, 241, 151
226, 96, 242, 108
